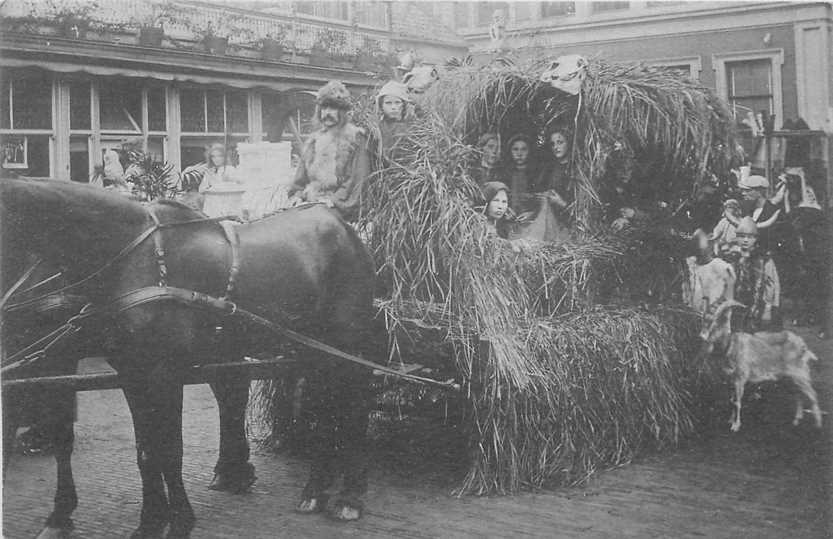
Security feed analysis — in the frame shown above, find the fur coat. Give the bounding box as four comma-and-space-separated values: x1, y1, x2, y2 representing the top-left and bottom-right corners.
290, 123, 370, 221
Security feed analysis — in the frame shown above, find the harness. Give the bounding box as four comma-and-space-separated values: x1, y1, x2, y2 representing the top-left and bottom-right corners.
2, 206, 456, 390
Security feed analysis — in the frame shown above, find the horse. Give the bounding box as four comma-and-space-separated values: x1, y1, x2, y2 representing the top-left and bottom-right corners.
1, 178, 378, 537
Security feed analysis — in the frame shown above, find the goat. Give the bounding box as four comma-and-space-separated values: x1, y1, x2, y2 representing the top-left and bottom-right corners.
700, 300, 822, 432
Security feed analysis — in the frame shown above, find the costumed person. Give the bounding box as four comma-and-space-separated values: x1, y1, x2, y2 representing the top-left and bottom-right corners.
519, 127, 574, 242
288, 81, 371, 222
723, 217, 781, 332
684, 229, 736, 321
711, 198, 741, 255
375, 80, 411, 164
737, 173, 786, 254
480, 181, 513, 239
501, 133, 536, 216
193, 143, 244, 217
470, 132, 501, 187
782, 168, 831, 334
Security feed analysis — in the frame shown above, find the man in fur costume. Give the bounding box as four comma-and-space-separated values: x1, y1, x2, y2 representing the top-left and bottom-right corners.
375, 80, 411, 164
288, 81, 370, 221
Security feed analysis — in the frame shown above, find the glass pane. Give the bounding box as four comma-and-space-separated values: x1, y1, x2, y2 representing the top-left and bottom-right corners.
206, 90, 224, 132
226, 91, 248, 133
355, 0, 386, 26
147, 87, 166, 132
180, 88, 205, 132
99, 79, 142, 131
3, 135, 50, 177
296, 1, 349, 20
147, 136, 165, 164
732, 96, 772, 120
514, 2, 536, 21
0, 79, 9, 129
728, 60, 771, 97
69, 80, 91, 130
12, 73, 52, 129
541, 1, 575, 17
295, 91, 317, 136
593, 1, 629, 12
454, 2, 469, 28
261, 92, 285, 142
477, 2, 508, 26
180, 137, 210, 171
69, 136, 89, 183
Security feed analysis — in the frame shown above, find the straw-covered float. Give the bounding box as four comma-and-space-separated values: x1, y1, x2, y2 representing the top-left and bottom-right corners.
252, 54, 741, 495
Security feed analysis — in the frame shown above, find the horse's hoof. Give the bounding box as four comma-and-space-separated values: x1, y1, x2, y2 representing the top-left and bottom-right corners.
295, 494, 328, 514
35, 527, 71, 539
325, 496, 363, 522
208, 464, 256, 494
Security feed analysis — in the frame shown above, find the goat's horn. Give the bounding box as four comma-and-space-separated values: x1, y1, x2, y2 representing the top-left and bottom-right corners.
713, 299, 747, 320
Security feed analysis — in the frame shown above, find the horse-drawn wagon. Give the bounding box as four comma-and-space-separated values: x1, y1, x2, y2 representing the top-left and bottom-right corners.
2, 54, 739, 536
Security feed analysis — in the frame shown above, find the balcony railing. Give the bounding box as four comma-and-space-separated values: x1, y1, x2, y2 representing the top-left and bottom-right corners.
0, 0, 393, 60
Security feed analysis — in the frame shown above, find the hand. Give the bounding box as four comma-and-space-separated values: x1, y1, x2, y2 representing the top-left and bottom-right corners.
516, 211, 535, 224
546, 190, 567, 208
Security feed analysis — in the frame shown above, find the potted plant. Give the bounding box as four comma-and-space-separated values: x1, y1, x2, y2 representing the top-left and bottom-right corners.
130, 4, 170, 47
161, 7, 251, 55
260, 27, 289, 61
309, 28, 347, 66
13, 0, 100, 39
123, 149, 180, 202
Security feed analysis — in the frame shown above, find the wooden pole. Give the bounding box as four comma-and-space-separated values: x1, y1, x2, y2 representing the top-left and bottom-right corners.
2, 357, 297, 392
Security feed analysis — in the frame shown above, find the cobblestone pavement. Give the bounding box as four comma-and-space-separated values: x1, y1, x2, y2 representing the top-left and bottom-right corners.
3, 327, 831, 538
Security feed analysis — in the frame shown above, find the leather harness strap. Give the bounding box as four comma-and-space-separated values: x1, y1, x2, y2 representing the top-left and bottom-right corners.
219, 221, 241, 301
147, 207, 169, 287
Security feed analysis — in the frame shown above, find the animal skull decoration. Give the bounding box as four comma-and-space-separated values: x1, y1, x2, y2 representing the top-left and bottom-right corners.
402, 65, 440, 93
540, 55, 588, 96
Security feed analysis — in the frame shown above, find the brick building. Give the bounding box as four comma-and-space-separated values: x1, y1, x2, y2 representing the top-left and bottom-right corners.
440, 0, 833, 203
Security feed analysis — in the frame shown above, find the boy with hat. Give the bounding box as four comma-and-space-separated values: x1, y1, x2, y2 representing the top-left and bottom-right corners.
375, 80, 411, 163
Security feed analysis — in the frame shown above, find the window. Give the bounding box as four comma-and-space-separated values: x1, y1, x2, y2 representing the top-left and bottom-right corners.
592, 1, 629, 13
513, 2, 537, 22
99, 79, 142, 132
147, 87, 166, 132
645, 56, 702, 81
541, 2, 575, 18
295, 1, 349, 21
454, 2, 470, 28
180, 88, 249, 134
69, 81, 91, 130
476, 2, 508, 27
1, 69, 53, 177
713, 49, 784, 157
354, 1, 387, 27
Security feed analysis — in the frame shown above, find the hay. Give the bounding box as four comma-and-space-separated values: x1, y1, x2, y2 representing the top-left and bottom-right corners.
251, 57, 733, 494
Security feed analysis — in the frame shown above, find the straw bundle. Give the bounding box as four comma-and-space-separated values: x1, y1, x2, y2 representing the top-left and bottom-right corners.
252, 56, 735, 494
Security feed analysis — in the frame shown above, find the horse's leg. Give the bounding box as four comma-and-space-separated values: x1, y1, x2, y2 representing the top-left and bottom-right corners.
155, 383, 194, 538
39, 388, 78, 535
296, 363, 338, 514
208, 372, 255, 493
122, 382, 171, 538
326, 366, 372, 521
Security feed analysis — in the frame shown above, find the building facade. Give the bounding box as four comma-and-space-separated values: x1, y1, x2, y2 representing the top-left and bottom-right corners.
445, 0, 833, 203
0, 0, 464, 182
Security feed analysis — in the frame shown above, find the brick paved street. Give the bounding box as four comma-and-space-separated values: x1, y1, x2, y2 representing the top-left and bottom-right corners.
3, 327, 832, 538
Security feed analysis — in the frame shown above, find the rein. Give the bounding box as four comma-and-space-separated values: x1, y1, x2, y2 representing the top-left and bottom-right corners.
2, 206, 458, 390
0, 258, 43, 310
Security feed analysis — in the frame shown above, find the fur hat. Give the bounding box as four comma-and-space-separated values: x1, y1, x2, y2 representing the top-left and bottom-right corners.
316, 81, 352, 110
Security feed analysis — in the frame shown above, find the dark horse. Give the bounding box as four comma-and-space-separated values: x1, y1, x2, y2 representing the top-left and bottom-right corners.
1, 178, 377, 537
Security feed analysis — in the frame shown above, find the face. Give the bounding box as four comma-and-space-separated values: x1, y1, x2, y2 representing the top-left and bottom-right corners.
381, 96, 404, 120
510, 140, 529, 167
482, 137, 499, 167
736, 231, 757, 253
726, 205, 741, 218
486, 189, 508, 220
320, 105, 341, 128
740, 187, 762, 202
209, 149, 225, 167
549, 132, 569, 160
